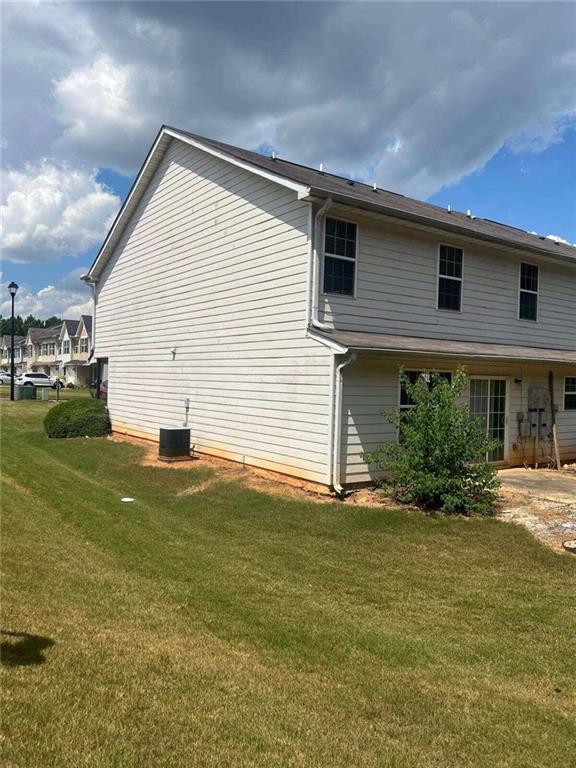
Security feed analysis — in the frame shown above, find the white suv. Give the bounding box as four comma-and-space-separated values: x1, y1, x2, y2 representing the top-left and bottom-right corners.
16, 372, 62, 388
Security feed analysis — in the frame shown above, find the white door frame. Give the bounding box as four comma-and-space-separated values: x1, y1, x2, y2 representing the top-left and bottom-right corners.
469, 376, 511, 464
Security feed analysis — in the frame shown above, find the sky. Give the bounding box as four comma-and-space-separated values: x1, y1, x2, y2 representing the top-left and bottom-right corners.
1, 1, 575, 321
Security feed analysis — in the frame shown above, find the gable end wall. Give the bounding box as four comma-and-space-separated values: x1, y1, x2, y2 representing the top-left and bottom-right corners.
95, 139, 332, 483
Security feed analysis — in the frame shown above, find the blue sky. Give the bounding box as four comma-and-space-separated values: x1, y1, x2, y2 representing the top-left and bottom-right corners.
2, 2, 575, 319
429, 127, 576, 242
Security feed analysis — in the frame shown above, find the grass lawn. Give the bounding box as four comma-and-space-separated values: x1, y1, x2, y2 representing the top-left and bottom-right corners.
0, 384, 91, 401
1, 400, 575, 767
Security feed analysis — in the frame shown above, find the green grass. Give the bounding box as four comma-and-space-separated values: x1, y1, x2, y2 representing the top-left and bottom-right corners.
2, 401, 575, 768
0, 384, 91, 401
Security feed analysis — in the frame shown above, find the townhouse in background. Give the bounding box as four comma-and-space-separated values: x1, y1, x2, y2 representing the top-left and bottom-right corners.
83, 126, 575, 490
0, 314, 94, 385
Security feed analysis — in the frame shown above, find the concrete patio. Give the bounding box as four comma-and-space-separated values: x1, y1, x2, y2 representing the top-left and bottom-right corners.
498, 468, 576, 553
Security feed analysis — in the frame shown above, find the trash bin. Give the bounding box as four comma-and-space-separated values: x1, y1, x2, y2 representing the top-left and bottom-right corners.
37, 387, 49, 401
15, 385, 36, 401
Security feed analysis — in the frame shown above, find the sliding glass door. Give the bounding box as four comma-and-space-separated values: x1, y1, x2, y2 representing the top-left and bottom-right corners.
469, 379, 507, 462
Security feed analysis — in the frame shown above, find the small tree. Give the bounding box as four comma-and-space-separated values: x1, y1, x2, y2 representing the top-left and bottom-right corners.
363, 368, 500, 516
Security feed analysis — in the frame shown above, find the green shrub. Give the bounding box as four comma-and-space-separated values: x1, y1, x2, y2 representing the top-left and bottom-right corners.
363, 368, 500, 516
44, 397, 111, 439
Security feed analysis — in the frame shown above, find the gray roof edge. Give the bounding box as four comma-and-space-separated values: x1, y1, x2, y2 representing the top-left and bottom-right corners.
88, 124, 576, 279
317, 329, 576, 364
306, 188, 576, 265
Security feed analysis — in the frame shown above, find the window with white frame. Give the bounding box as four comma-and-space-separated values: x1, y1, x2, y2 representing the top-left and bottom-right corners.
80, 338, 89, 353
519, 263, 538, 321
437, 245, 463, 311
73, 341, 79, 353
400, 370, 453, 410
565, 377, 576, 410
323, 217, 357, 296
63, 340, 70, 354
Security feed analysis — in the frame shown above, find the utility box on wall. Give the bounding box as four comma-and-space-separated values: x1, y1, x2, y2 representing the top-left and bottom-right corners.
159, 428, 191, 462
528, 387, 550, 411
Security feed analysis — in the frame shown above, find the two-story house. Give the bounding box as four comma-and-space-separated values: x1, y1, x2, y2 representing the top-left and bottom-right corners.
58, 319, 80, 370
60, 315, 94, 385
83, 126, 576, 490
24, 326, 63, 377
0, 336, 25, 374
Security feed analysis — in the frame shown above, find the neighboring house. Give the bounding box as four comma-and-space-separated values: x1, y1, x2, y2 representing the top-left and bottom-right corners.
58, 319, 80, 370
16, 320, 94, 383
61, 315, 94, 386
24, 326, 63, 377
0, 336, 25, 374
83, 126, 576, 490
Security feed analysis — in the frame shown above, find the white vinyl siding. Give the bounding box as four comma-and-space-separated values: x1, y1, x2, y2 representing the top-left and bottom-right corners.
341, 355, 576, 485
319, 212, 576, 350
94, 138, 332, 484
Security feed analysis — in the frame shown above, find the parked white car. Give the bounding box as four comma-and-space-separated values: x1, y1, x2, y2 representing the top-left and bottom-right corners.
0, 371, 15, 385
16, 372, 63, 388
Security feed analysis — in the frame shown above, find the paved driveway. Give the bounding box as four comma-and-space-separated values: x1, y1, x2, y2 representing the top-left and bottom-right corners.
499, 469, 576, 553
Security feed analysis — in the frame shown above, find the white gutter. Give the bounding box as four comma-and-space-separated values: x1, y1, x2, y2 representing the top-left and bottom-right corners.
307, 197, 333, 330
305, 327, 348, 354
331, 352, 357, 496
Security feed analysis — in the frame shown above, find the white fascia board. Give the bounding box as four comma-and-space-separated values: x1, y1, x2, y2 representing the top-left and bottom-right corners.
164, 128, 310, 197
306, 328, 349, 354
87, 129, 168, 279
88, 126, 311, 280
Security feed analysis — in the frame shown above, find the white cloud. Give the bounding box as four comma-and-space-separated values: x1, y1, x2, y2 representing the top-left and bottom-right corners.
2, 2, 576, 199
0, 268, 92, 320
545, 234, 576, 247
52, 54, 174, 173
1, 162, 119, 263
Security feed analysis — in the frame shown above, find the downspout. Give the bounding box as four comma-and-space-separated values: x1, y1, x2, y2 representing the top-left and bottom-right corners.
331, 352, 357, 496
307, 197, 333, 330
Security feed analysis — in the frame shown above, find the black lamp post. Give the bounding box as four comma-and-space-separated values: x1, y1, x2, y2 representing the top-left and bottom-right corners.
8, 282, 18, 401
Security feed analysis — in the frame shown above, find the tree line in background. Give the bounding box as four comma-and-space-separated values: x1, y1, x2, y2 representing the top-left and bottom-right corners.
0, 315, 62, 336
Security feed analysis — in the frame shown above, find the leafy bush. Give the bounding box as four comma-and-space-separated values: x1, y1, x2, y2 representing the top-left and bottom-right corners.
363, 368, 500, 516
44, 397, 111, 439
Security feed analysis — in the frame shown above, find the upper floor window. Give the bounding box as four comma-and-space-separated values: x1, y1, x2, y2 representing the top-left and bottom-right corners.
519, 263, 538, 321
63, 340, 70, 354
565, 377, 576, 410
80, 338, 89, 354
437, 245, 463, 311
323, 217, 357, 297
73, 341, 79, 353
